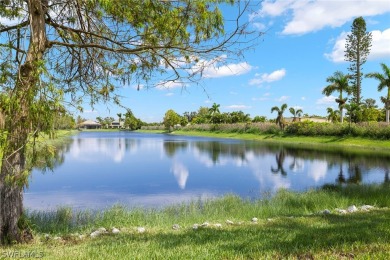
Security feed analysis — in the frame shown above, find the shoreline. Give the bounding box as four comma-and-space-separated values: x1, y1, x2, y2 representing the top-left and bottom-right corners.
5, 185, 390, 259
3, 130, 390, 258
135, 129, 390, 155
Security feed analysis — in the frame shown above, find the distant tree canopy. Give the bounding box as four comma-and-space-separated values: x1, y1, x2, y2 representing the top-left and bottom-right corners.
123, 110, 144, 130
163, 109, 181, 130
366, 63, 390, 123
322, 71, 353, 123
53, 112, 76, 129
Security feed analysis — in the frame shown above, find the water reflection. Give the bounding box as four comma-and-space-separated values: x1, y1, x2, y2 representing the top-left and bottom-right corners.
170, 161, 189, 189
164, 141, 188, 158
271, 150, 287, 176
72, 137, 129, 162
28, 138, 72, 172
24, 132, 390, 211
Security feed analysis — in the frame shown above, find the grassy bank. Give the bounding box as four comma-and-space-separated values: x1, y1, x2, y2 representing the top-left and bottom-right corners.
168, 130, 390, 154
38, 129, 78, 145
1, 185, 390, 259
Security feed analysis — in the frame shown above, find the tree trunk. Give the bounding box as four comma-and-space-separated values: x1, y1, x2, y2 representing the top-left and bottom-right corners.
340, 107, 344, 123
0, 134, 28, 244
356, 36, 361, 105
0, 0, 47, 244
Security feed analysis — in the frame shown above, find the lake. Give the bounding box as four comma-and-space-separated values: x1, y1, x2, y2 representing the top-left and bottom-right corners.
24, 132, 390, 211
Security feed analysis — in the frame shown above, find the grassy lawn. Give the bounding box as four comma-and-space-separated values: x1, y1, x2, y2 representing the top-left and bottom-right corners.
168, 130, 390, 154
1, 185, 390, 259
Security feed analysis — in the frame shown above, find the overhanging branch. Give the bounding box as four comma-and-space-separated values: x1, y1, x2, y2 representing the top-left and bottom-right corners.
0, 43, 26, 54
0, 21, 29, 33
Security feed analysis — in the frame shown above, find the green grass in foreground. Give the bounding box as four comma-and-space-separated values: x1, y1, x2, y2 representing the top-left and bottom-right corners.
2, 185, 390, 259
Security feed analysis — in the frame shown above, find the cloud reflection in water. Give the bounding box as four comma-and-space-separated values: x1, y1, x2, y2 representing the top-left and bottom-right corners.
24, 132, 390, 211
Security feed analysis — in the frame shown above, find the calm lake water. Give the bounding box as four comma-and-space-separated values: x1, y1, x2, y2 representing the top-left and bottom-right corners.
24, 132, 390, 211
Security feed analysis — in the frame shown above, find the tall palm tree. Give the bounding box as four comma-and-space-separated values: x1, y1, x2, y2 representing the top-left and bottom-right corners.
209, 103, 220, 115
366, 63, 390, 123
322, 71, 353, 123
117, 113, 122, 123
289, 107, 303, 122
271, 103, 288, 130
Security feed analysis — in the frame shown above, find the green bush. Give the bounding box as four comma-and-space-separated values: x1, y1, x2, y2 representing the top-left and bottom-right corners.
144, 121, 390, 139
182, 123, 281, 135
285, 121, 390, 139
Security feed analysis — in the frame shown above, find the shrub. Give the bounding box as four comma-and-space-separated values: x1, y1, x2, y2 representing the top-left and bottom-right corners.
145, 121, 390, 140
285, 121, 390, 139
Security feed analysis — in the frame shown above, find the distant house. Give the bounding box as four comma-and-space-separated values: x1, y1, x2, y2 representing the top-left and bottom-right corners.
78, 120, 101, 129
302, 117, 329, 123
110, 121, 124, 129
284, 117, 329, 123
284, 117, 301, 123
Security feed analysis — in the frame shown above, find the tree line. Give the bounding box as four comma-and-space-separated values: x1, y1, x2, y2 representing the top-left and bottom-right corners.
322, 17, 389, 124
161, 17, 389, 131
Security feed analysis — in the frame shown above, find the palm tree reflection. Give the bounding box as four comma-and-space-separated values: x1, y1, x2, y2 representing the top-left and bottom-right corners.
271, 150, 287, 176
384, 169, 389, 185
336, 164, 346, 184
347, 163, 362, 184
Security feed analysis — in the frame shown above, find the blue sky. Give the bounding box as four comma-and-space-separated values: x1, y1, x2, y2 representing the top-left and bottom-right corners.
24, 1, 390, 122
97, 0, 389, 123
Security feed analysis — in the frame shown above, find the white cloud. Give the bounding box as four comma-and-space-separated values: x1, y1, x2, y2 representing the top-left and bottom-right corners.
83, 110, 98, 114
165, 93, 174, 97
186, 55, 252, 79
249, 69, 286, 86
255, 0, 390, 35
155, 81, 185, 90
203, 62, 252, 78
256, 0, 296, 17
252, 97, 269, 101
292, 105, 303, 110
252, 22, 267, 31
368, 29, 390, 59
0, 15, 24, 26
324, 32, 348, 62
129, 84, 145, 90
276, 95, 289, 102
316, 95, 337, 105
325, 28, 390, 62
252, 92, 271, 101
226, 105, 251, 110
301, 97, 306, 100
